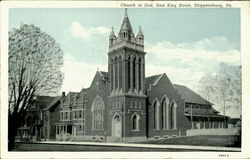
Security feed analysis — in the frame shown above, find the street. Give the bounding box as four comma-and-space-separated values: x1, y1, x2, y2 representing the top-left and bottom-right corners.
12, 143, 236, 152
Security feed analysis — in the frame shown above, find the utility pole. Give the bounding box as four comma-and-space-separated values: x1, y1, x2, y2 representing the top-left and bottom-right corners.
191, 104, 193, 129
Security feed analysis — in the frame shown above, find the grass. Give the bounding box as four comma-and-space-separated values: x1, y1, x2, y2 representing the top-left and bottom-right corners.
138, 135, 240, 147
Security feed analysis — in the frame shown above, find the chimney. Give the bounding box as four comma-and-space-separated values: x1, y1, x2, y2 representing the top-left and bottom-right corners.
62, 92, 65, 97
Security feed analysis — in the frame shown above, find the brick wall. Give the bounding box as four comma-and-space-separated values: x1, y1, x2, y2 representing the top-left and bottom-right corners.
146, 74, 190, 138
84, 72, 110, 136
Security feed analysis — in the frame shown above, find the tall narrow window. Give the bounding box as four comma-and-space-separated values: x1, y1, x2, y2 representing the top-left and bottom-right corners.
133, 57, 136, 89
138, 58, 141, 91
128, 56, 130, 90
91, 96, 105, 131
115, 57, 118, 90
162, 96, 169, 129
153, 100, 159, 130
110, 59, 113, 91
132, 113, 140, 131
119, 56, 122, 91
170, 100, 177, 129
79, 110, 82, 118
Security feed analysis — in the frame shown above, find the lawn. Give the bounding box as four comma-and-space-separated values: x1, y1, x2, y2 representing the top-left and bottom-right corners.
138, 135, 240, 147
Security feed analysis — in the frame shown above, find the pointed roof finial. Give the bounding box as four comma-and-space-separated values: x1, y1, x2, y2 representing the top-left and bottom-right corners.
137, 26, 143, 36
110, 26, 115, 37
125, 8, 128, 17
119, 8, 133, 34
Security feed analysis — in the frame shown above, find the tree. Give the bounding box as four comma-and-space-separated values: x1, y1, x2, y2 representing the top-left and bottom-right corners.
8, 24, 64, 149
198, 63, 241, 117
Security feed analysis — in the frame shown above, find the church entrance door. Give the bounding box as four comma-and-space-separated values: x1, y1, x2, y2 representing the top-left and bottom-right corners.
112, 114, 121, 138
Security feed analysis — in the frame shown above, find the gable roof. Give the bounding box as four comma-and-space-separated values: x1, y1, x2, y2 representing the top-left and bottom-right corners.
173, 84, 212, 105
46, 96, 62, 111
29, 96, 54, 110
98, 71, 109, 78
184, 108, 225, 117
145, 74, 213, 106
145, 74, 164, 90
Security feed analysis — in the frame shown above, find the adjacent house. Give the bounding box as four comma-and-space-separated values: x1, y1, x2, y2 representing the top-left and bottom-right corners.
16, 96, 54, 142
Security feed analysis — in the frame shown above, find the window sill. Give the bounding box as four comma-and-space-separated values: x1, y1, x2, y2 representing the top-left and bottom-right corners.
132, 129, 140, 132
73, 118, 84, 120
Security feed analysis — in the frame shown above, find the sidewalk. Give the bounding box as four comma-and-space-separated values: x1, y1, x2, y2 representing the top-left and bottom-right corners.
37, 141, 241, 152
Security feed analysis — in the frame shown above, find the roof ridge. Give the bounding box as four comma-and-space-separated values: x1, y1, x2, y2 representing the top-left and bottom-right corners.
97, 70, 108, 77
145, 73, 164, 79
174, 84, 212, 105
153, 74, 164, 85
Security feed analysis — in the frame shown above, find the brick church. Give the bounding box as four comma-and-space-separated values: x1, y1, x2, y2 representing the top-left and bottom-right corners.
43, 9, 228, 142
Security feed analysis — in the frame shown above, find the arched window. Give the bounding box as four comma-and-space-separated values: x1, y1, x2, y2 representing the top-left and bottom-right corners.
162, 96, 169, 129
153, 100, 160, 130
110, 59, 113, 91
114, 57, 118, 90
133, 56, 136, 89
170, 100, 177, 129
118, 56, 122, 91
138, 58, 141, 91
132, 113, 140, 131
127, 56, 131, 90
91, 96, 105, 131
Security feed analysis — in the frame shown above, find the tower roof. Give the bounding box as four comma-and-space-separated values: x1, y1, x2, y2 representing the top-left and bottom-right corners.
119, 9, 133, 34
137, 26, 143, 36
109, 27, 115, 37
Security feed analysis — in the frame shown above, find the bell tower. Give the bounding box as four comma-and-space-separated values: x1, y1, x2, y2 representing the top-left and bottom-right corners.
107, 9, 147, 142
108, 8, 146, 95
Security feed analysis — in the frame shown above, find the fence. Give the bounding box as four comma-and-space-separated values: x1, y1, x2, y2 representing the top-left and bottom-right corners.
186, 128, 239, 136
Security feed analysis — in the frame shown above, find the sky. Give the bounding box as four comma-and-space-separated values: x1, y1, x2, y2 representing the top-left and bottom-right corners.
9, 8, 241, 96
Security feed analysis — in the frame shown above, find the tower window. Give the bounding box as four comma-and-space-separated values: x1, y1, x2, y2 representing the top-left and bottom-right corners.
128, 57, 130, 89
138, 58, 141, 91
133, 57, 136, 89
110, 59, 113, 91
132, 113, 140, 131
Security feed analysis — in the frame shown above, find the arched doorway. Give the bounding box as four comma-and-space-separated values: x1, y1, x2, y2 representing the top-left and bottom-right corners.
112, 114, 121, 138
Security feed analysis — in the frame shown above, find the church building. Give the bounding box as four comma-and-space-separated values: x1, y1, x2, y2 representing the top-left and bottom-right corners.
54, 9, 228, 142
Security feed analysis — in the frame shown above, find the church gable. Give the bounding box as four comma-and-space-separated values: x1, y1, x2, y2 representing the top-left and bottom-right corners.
146, 73, 180, 101
83, 71, 110, 136
146, 73, 190, 137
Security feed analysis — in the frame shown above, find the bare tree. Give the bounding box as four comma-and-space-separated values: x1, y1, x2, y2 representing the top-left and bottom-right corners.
199, 63, 241, 117
8, 24, 64, 149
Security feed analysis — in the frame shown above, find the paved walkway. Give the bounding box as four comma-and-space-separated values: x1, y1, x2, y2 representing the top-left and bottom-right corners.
37, 141, 241, 152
